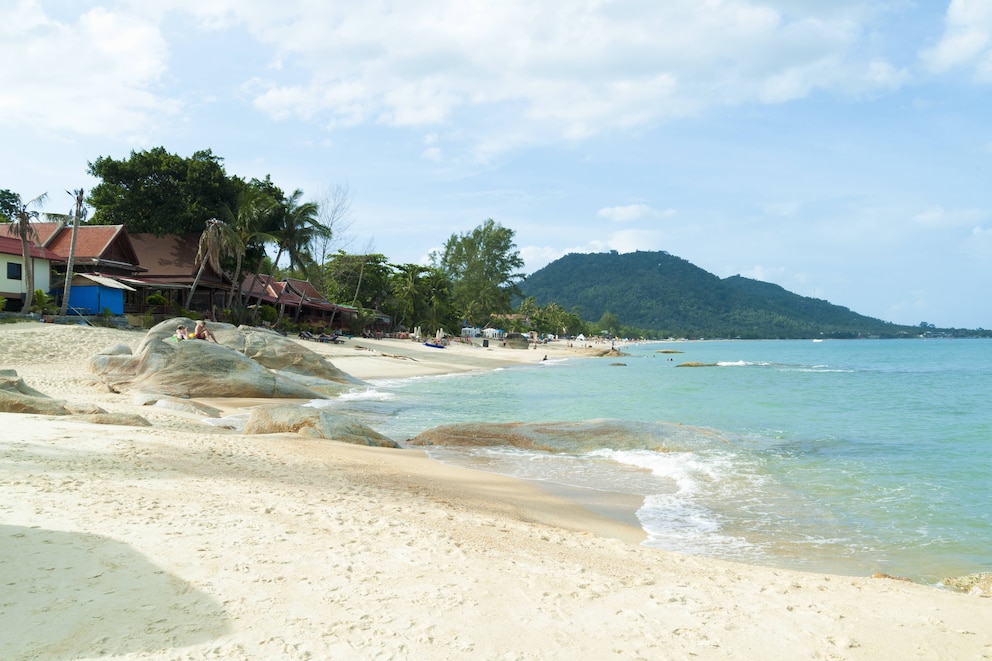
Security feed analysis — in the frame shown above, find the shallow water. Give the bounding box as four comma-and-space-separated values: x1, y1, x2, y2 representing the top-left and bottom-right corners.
319, 338, 992, 584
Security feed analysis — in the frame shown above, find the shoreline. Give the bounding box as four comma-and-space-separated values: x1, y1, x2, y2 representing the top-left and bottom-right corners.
2, 322, 991, 659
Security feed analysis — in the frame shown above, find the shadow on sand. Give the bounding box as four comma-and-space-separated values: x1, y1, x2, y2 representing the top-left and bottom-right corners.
0, 525, 229, 660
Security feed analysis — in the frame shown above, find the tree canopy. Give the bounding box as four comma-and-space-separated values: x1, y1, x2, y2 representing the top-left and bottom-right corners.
87, 147, 241, 235
432, 219, 524, 326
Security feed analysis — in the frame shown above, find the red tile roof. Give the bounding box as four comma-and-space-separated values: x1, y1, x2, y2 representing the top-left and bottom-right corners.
46, 224, 136, 262
0, 221, 61, 245
129, 233, 229, 286
0, 235, 61, 260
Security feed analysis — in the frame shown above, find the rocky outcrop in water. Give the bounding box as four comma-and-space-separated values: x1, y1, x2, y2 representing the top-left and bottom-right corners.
406, 418, 731, 453
243, 404, 398, 447
941, 572, 992, 596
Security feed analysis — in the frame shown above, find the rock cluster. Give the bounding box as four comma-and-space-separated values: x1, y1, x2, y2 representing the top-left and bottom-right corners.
87, 318, 364, 400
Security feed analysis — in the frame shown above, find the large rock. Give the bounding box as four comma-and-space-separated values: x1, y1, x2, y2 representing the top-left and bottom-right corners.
0, 371, 109, 416
88, 318, 363, 400
243, 404, 399, 447
941, 572, 992, 596
406, 419, 730, 453
73, 413, 153, 427
0, 371, 70, 415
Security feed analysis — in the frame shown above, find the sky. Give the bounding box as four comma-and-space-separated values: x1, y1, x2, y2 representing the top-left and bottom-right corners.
2, 1, 991, 329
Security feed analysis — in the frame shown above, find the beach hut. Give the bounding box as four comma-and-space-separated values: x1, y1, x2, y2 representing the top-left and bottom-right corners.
53, 273, 135, 316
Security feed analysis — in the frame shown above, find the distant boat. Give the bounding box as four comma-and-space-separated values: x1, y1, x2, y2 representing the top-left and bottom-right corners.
812, 339, 824, 343
424, 341, 446, 349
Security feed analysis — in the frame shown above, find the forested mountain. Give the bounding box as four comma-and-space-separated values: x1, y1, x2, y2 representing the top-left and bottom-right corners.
520, 250, 919, 339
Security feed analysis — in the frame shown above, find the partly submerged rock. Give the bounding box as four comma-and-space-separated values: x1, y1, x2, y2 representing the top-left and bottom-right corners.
243, 404, 398, 447
941, 572, 992, 596
406, 419, 732, 454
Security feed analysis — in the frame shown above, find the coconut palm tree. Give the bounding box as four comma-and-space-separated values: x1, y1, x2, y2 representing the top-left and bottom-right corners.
390, 263, 427, 332
266, 190, 327, 323
9, 192, 47, 312
58, 188, 87, 317
220, 184, 280, 310
185, 218, 240, 310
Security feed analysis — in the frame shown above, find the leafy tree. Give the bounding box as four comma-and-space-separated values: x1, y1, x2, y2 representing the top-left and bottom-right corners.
432, 219, 524, 326
87, 147, 239, 235
308, 184, 352, 297
5, 192, 47, 310
324, 252, 392, 310
597, 311, 620, 336
0, 189, 19, 219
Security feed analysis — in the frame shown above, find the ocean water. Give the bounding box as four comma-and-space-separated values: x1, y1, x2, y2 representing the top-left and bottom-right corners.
318, 339, 992, 585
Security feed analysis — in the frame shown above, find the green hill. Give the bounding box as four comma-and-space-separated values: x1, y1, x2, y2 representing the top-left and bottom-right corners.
520, 250, 918, 339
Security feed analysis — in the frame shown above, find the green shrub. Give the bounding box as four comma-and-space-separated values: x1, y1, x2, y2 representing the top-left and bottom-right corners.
31, 290, 56, 315
259, 304, 278, 324
146, 293, 169, 306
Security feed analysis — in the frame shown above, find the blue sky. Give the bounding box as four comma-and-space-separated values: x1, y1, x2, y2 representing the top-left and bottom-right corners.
2, 1, 991, 328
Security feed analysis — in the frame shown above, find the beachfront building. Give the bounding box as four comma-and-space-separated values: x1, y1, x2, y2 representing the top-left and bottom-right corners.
51, 273, 135, 316
127, 232, 232, 316
240, 273, 367, 332
0, 235, 59, 312
1, 220, 375, 327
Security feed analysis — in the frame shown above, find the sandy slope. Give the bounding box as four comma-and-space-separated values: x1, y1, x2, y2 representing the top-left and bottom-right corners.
1, 322, 990, 660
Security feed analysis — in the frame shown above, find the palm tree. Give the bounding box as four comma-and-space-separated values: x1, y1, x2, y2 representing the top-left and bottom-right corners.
390, 263, 427, 332
59, 189, 87, 317
266, 190, 327, 323
9, 193, 47, 312
221, 184, 276, 309
424, 267, 453, 335
186, 218, 240, 310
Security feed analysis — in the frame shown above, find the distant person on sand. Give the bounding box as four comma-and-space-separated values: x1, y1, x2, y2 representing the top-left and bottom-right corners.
175, 324, 189, 341
193, 319, 218, 342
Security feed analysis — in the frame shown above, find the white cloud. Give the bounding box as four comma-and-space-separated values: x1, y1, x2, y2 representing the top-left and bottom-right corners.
1, 1, 918, 153
963, 225, 992, 258
597, 204, 651, 223
739, 264, 787, 283
0, 2, 177, 137
913, 206, 987, 229
921, 0, 992, 80
156, 1, 910, 148
605, 228, 665, 253
597, 204, 675, 223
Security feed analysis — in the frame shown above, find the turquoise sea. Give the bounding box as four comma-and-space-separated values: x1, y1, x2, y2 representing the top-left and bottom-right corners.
320, 339, 991, 585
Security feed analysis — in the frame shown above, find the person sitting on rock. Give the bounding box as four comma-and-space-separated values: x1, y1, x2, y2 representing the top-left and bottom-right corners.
175, 324, 189, 341
193, 320, 218, 342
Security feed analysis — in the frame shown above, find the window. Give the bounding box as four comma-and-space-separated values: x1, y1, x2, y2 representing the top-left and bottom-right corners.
7, 263, 22, 280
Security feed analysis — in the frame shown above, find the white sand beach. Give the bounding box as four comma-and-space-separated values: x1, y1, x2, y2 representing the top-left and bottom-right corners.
1, 322, 990, 660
